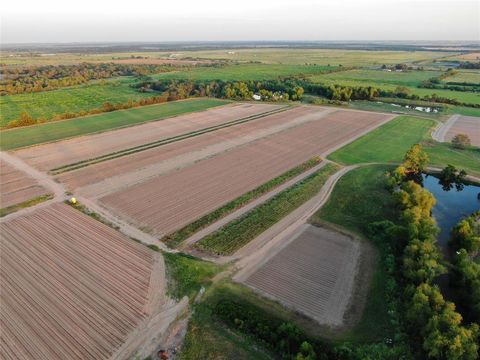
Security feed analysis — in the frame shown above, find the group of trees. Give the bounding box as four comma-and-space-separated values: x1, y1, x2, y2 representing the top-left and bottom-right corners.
458, 61, 480, 70
383, 145, 479, 360
213, 298, 327, 360
449, 211, 480, 322
0, 62, 186, 95
135, 78, 305, 102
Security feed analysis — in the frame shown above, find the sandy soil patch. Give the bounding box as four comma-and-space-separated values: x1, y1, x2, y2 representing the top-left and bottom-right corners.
100, 110, 390, 237
240, 225, 360, 326
0, 203, 163, 360
0, 159, 49, 208
13, 103, 283, 171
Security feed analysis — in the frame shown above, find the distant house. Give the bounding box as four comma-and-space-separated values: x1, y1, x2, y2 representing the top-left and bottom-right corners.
252, 94, 261, 101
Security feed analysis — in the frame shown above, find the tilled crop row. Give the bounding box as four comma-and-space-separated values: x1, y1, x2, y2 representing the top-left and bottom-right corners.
243, 225, 360, 326
0, 160, 49, 209
13, 103, 283, 171
101, 109, 390, 237
57, 106, 327, 191
0, 203, 157, 360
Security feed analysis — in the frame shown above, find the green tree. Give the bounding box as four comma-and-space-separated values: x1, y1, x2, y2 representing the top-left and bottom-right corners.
403, 144, 429, 174
451, 134, 471, 149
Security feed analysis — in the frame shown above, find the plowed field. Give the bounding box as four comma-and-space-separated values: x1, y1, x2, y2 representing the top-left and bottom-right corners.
0, 203, 159, 360
243, 225, 359, 326
57, 106, 332, 195
445, 115, 480, 147
0, 159, 49, 208
13, 103, 283, 171
101, 109, 391, 236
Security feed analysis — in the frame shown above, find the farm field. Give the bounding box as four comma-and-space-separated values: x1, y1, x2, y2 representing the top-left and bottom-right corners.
0, 159, 49, 209
312, 69, 442, 87
12, 102, 280, 171
444, 115, 480, 147
328, 116, 435, 164
309, 70, 480, 105
328, 115, 480, 176
167, 48, 458, 66
55, 106, 328, 195
100, 109, 391, 237
150, 63, 338, 82
241, 225, 360, 326
0, 77, 155, 125
0, 202, 160, 360
1, 98, 227, 150
444, 70, 480, 84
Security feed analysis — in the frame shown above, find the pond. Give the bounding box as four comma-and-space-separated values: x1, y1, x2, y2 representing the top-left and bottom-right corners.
423, 174, 480, 253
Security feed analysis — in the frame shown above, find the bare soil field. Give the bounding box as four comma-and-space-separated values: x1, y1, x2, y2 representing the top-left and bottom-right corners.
0, 159, 49, 208
445, 115, 480, 147
0, 203, 161, 360
100, 109, 390, 237
13, 103, 283, 171
241, 225, 360, 326
57, 106, 333, 194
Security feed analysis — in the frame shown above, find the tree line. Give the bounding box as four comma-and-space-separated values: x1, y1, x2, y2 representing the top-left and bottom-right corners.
449, 211, 480, 323
0, 62, 202, 95
368, 145, 479, 360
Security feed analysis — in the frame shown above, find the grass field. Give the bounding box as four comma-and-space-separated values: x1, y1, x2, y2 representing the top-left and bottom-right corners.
444, 70, 480, 84
195, 163, 340, 255
328, 116, 435, 164
311, 165, 397, 343
0, 78, 157, 125
0, 98, 227, 150
313, 69, 442, 87
169, 49, 458, 66
309, 70, 480, 105
328, 115, 480, 176
150, 63, 337, 82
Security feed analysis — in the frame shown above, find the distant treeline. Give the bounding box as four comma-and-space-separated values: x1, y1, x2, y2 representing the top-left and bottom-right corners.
458, 61, 480, 69
0, 62, 209, 95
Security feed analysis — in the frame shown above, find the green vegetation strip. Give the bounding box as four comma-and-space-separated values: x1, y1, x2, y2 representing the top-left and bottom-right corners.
163, 156, 322, 248
50, 105, 289, 174
0, 98, 227, 150
162, 252, 223, 301
0, 194, 53, 217
328, 115, 480, 177
195, 163, 340, 255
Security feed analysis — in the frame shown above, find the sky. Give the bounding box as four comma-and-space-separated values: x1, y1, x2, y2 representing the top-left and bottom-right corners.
1, 0, 479, 44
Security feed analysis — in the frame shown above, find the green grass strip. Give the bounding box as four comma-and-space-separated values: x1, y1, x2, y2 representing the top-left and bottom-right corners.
50, 105, 289, 174
0, 194, 53, 217
195, 162, 340, 255
163, 156, 323, 248
0, 98, 227, 150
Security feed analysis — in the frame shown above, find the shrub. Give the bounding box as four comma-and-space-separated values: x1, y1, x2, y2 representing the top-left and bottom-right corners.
451, 134, 471, 149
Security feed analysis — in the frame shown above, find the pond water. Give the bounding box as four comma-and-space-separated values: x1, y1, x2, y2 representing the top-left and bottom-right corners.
423, 174, 480, 253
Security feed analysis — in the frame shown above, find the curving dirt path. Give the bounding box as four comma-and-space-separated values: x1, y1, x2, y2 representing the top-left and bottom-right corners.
432, 114, 460, 142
